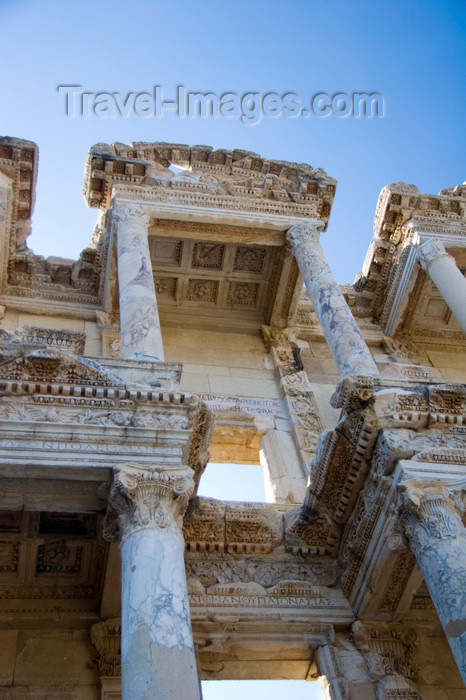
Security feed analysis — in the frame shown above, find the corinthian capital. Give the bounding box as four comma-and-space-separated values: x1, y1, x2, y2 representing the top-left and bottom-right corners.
105, 464, 195, 540
112, 204, 150, 228
399, 483, 463, 558
417, 238, 449, 270
287, 219, 326, 248
90, 618, 121, 678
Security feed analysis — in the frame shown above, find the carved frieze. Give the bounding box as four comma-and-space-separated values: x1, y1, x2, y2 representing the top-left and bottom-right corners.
15, 326, 86, 354
184, 498, 282, 554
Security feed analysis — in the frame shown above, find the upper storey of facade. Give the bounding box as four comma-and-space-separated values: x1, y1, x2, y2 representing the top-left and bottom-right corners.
0, 136, 465, 364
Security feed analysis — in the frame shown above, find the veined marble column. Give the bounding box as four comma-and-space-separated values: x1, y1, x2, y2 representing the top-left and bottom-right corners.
113, 205, 164, 361
109, 465, 200, 700
400, 487, 466, 684
287, 221, 379, 378
418, 238, 466, 333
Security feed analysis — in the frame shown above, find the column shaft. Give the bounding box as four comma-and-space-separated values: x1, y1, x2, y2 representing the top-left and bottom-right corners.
418, 239, 466, 333
109, 466, 200, 700
114, 205, 164, 361
287, 222, 379, 378
121, 526, 200, 700
401, 492, 466, 684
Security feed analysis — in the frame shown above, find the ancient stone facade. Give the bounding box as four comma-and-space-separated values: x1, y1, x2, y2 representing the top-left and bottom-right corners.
0, 137, 464, 698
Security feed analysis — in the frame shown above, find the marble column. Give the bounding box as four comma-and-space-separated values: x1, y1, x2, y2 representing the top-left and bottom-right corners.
287, 221, 379, 378
418, 238, 466, 333
109, 465, 200, 700
400, 487, 466, 684
113, 205, 164, 362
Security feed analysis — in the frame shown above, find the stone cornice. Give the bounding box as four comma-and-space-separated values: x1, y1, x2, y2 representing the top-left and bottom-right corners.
354, 182, 466, 333
84, 142, 337, 229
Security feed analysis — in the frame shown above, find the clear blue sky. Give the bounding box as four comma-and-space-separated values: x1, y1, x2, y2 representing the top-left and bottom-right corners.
1, 3, 464, 697
0, 0, 464, 283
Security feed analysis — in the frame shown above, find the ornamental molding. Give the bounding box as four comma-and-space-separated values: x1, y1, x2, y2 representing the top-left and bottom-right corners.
0, 329, 122, 386
184, 498, 283, 555
262, 324, 324, 460
185, 549, 338, 590
84, 142, 336, 227
14, 325, 86, 354
283, 502, 340, 556
0, 139, 108, 306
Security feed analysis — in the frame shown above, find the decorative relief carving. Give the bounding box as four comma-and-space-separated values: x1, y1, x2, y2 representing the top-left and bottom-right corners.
377, 550, 417, 615
399, 489, 463, 559
330, 375, 375, 410
381, 337, 422, 365
417, 238, 448, 270
154, 276, 177, 298
0, 540, 20, 573
352, 622, 418, 680
233, 246, 266, 272
106, 464, 195, 539
15, 326, 86, 354
91, 618, 122, 678
102, 334, 121, 358
192, 242, 225, 269
0, 330, 121, 385
96, 311, 120, 333
227, 281, 259, 306
185, 551, 337, 590
428, 384, 466, 425
184, 499, 286, 555
36, 540, 83, 575
186, 278, 218, 303
284, 502, 340, 556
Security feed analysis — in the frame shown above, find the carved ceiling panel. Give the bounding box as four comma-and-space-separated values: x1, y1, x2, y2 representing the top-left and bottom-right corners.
149, 235, 283, 322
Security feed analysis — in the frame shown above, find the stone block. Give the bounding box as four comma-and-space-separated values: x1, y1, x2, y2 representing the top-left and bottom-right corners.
208, 375, 281, 399
0, 631, 18, 686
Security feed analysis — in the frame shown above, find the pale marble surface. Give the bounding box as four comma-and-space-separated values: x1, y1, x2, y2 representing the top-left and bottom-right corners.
403, 494, 466, 684
418, 238, 466, 333
121, 525, 200, 699
287, 222, 379, 378
115, 204, 165, 362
